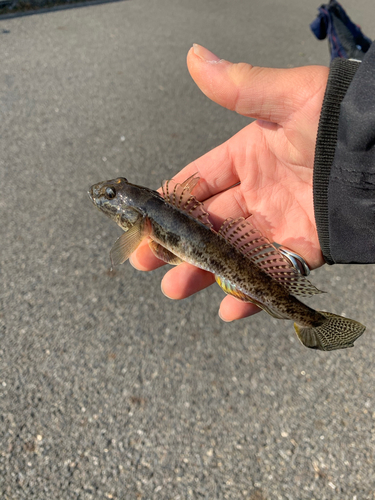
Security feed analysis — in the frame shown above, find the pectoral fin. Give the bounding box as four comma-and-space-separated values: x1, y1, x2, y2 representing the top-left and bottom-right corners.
149, 241, 184, 265
110, 219, 149, 267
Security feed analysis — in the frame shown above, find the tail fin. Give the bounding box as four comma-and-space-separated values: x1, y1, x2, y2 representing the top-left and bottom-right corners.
294, 311, 366, 351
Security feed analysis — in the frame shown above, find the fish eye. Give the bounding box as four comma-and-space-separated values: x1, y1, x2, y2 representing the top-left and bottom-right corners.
105, 187, 116, 200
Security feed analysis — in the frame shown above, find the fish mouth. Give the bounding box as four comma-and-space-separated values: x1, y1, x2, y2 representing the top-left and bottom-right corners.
87, 186, 97, 206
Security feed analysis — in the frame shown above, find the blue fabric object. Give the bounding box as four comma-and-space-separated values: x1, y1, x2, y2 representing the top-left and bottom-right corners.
310, 0, 371, 60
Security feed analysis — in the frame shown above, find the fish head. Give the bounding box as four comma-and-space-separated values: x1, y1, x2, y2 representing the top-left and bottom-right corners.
89, 177, 143, 230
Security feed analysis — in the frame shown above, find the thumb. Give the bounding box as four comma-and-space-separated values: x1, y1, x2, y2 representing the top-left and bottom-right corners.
187, 44, 327, 123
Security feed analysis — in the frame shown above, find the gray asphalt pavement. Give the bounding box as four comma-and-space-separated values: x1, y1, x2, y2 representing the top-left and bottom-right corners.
1, 1, 375, 498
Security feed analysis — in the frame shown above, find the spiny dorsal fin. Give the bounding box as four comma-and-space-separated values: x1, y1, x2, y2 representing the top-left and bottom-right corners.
218, 217, 323, 297
161, 174, 213, 229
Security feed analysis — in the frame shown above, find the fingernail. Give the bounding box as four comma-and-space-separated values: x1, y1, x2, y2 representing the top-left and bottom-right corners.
129, 256, 136, 268
218, 310, 231, 322
129, 256, 142, 270
193, 44, 222, 63
161, 282, 172, 299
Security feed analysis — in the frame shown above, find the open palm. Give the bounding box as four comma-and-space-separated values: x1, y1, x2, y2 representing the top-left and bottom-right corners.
131, 45, 330, 321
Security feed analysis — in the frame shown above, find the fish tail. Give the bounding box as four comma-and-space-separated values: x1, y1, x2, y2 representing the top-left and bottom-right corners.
294, 311, 366, 351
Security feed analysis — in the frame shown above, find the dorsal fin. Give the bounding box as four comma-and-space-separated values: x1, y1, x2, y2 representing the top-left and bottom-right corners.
161, 174, 213, 229
218, 217, 323, 297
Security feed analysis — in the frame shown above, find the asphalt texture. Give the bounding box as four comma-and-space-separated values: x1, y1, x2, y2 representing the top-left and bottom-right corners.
1, 1, 375, 499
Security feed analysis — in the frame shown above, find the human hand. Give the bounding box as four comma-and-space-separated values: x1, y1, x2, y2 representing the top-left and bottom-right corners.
131, 44, 330, 322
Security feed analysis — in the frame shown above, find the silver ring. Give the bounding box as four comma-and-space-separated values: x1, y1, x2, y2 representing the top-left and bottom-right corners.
273, 244, 310, 276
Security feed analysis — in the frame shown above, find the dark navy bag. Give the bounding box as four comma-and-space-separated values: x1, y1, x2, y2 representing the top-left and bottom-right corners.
310, 0, 371, 60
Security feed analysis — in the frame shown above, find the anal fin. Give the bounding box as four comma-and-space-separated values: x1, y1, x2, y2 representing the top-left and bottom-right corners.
215, 275, 289, 320
215, 275, 250, 301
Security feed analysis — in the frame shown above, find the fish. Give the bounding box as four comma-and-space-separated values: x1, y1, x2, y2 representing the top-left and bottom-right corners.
88, 174, 366, 351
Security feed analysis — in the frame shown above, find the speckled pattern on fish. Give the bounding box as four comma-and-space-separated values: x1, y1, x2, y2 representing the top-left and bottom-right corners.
89, 175, 366, 351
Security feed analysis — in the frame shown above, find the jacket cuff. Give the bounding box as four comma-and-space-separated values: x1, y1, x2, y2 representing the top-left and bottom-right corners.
313, 58, 360, 264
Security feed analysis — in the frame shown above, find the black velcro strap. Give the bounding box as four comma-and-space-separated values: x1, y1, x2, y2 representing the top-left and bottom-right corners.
313, 58, 360, 264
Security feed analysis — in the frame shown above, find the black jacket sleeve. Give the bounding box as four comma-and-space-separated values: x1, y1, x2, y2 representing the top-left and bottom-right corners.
313, 43, 375, 264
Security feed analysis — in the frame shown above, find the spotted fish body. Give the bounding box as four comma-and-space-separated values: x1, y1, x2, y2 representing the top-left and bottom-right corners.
89, 175, 366, 351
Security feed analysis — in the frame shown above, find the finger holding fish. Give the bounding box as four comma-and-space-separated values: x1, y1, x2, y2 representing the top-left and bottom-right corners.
219, 295, 262, 322
160, 263, 215, 300
129, 238, 166, 271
